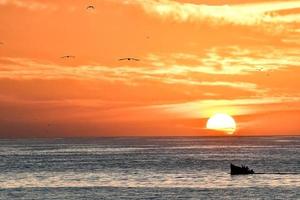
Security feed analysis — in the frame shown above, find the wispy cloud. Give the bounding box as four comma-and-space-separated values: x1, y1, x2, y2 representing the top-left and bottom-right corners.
150, 96, 300, 119
2, 43, 300, 94
0, 56, 264, 93
146, 46, 300, 75
121, 0, 300, 31
0, 0, 57, 11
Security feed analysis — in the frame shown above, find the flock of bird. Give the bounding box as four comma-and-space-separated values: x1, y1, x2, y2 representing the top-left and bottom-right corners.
1, 4, 275, 69
0, 3, 275, 131
58, 5, 140, 62
0, 4, 140, 62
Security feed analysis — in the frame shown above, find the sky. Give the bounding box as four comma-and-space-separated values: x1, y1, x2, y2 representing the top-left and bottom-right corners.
0, 0, 300, 137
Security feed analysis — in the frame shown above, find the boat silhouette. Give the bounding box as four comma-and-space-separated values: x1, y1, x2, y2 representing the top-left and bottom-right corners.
230, 163, 254, 175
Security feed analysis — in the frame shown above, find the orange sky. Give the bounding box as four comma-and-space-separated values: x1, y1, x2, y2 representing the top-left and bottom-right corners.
0, 0, 300, 137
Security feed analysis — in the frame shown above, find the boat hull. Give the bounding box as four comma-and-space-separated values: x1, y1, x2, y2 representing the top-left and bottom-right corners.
230, 164, 254, 175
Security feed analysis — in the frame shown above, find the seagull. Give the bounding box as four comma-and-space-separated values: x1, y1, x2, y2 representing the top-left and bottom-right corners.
86, 5, 95, 10
60, 55, 75, 59
256, 67, 271, 76
119, 57, 140, 61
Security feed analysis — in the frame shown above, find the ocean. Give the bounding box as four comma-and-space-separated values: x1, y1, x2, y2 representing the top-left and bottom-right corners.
0, 136, 299, 199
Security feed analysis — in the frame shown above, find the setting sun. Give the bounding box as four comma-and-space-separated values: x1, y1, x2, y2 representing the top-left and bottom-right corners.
206, 113, 237, 135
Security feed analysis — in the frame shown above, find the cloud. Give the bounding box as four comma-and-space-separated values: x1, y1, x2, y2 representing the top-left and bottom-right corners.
0, 56, 265, 94
202, 46, 300, 74
2, 43, 300, 95
150, 96, 300, 119
0, 0, 57, 11
159, 78, 263, 93
146, 46, 300, 76
121, 0, 300, 30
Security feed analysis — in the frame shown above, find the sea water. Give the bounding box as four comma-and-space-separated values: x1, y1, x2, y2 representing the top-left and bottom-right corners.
0, 137, 299, 199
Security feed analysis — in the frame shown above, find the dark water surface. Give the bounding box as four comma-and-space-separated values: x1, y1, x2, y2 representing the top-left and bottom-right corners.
0, 137, 299, 199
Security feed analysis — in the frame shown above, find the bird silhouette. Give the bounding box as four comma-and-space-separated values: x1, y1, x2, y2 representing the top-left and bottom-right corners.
86, 5, 95, 10
256, 67, 272, 76
60, 55, 75, 59
119, 57, 140, 61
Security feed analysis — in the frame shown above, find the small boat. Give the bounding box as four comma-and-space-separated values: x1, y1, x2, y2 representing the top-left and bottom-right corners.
230, 163, 255, 175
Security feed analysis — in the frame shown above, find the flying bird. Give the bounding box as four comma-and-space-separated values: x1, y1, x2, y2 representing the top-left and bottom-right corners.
256, 67, 271, 76
119, 57, 140, 61
60, 55, 75, 59
86, 5, 95, 10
